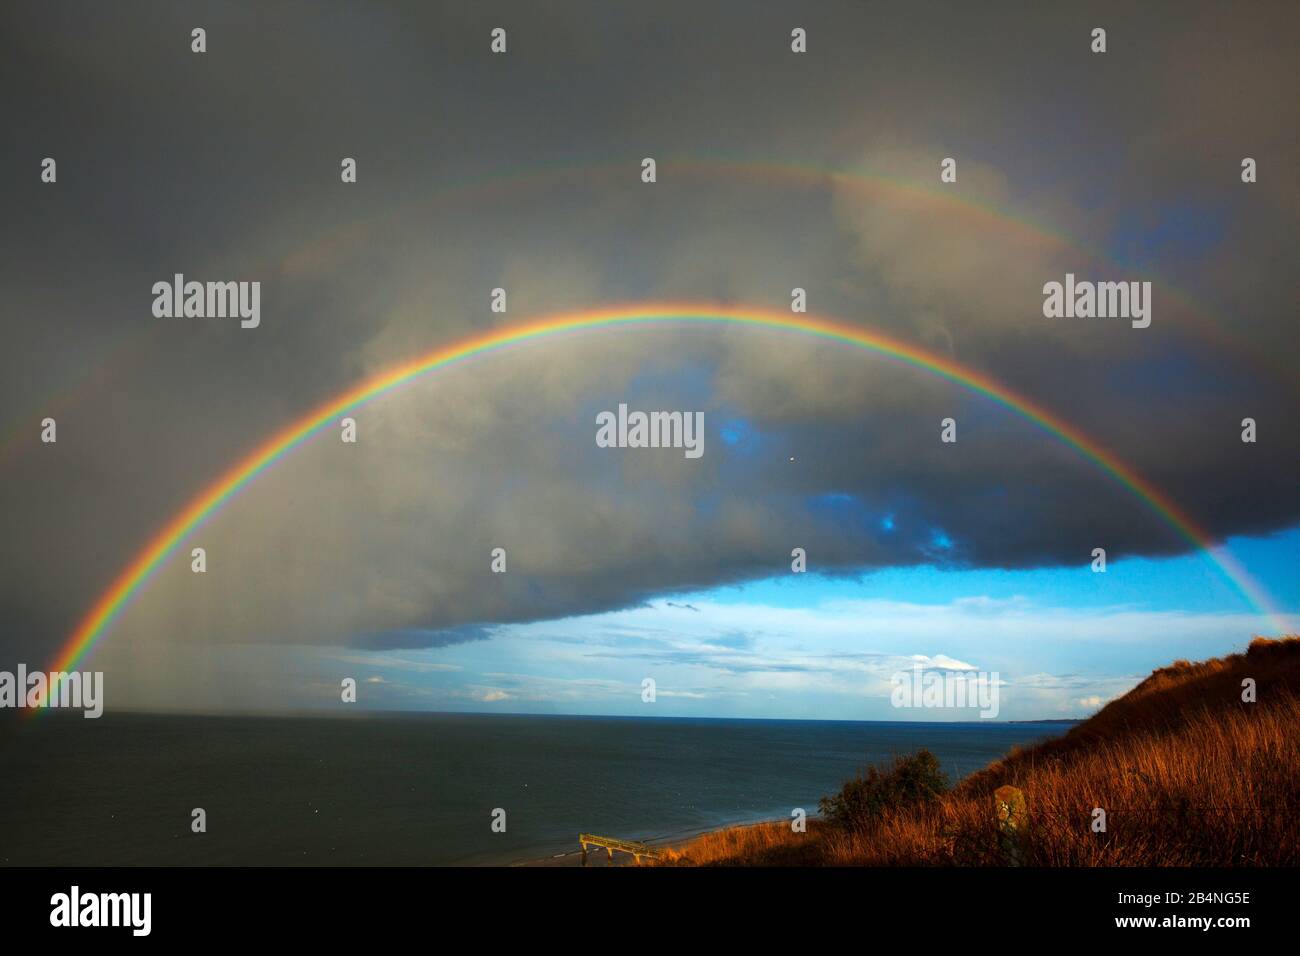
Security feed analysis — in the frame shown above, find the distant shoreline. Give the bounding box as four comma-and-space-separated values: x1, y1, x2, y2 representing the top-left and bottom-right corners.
0, 708, 1090, 724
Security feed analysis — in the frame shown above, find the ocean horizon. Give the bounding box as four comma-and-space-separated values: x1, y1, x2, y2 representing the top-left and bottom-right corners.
0, 710, 1074, 866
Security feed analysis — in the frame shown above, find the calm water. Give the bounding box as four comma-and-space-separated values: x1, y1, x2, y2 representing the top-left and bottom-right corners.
0, 712, 1072, 865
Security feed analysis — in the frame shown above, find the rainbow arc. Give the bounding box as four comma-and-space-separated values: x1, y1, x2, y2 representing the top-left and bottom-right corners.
43, 303, 1290, 692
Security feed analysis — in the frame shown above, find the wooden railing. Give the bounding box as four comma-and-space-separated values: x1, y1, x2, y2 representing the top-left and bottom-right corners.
579, 833, 660, 865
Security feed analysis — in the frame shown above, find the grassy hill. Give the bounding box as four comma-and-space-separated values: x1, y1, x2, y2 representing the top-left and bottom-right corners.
658, 636, 1299, 866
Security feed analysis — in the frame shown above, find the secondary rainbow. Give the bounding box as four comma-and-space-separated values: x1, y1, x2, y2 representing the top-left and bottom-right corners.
277, 156, 1290, 385
7, 158, 1287, 475
45, 302, 1288, 686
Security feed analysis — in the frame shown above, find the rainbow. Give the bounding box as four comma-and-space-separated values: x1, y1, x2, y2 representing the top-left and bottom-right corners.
43, 302, 1289, 692
277, 156, 1292, 385
6, 157, 1288, 473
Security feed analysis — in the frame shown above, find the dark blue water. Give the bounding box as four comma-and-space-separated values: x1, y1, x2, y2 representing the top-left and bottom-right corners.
0, 711, 1072, 865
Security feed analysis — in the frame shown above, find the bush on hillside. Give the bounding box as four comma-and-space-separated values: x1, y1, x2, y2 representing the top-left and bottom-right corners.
819, 749, 949, 832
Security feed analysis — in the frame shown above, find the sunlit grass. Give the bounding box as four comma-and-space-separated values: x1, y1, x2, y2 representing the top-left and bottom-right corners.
654, 636, 1299, 867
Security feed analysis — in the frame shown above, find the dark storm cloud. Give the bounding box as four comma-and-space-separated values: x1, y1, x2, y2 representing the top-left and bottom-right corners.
1, 1, 1296, 667
351, 624, 493, 651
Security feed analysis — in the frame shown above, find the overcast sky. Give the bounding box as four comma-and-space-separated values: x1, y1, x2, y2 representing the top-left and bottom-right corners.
1, 1, 1296, 718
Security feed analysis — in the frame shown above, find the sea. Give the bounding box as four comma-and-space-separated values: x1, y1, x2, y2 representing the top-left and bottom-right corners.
0, 711, 1073, 866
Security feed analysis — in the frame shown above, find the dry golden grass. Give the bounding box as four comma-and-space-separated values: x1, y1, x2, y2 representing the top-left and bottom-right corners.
657, 820, 828, 866
656, 636, 1300, 867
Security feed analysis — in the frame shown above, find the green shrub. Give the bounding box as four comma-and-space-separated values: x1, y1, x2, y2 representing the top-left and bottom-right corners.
819, 749, 949, 831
